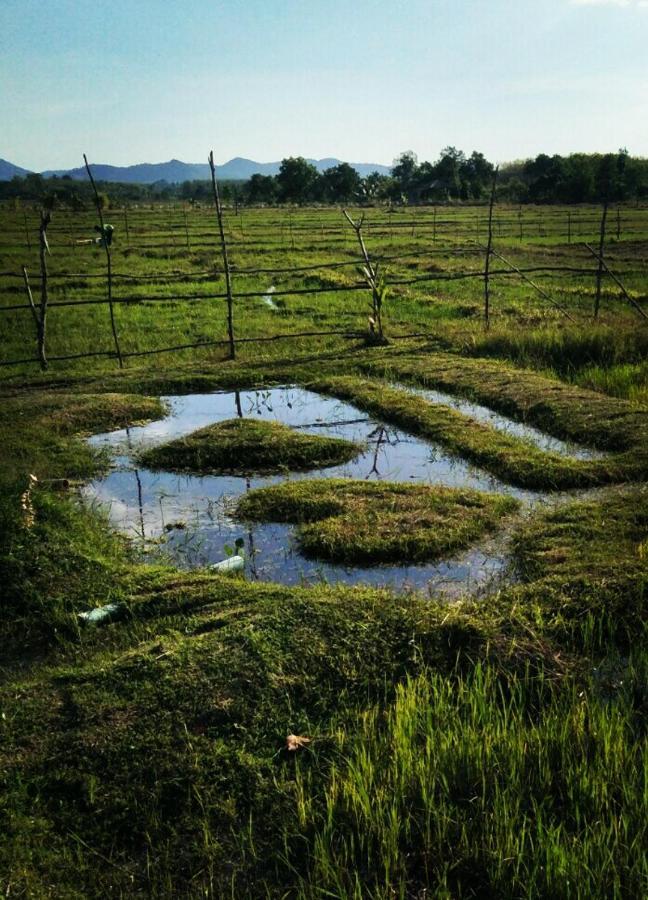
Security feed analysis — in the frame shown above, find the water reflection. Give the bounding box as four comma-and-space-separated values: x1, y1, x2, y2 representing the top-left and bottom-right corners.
84, 386, 540, 597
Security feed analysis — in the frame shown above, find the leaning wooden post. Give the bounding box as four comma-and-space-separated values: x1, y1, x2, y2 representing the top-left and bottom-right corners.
22, 265, 46, 367
584, 243, 648, 322
36, 212, 50, 370
594, 198, 609, 320
208, 150, 235, 360
83, 154, 123, 367
483, 167, 498, 329
482, 244, 576, 324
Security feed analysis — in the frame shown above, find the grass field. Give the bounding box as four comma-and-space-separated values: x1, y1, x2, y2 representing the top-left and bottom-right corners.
1, 200, 647, 898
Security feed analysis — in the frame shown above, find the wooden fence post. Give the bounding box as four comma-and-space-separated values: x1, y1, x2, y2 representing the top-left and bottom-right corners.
184, 206, 191, 250
483, 167, 498, 329
22, 264, 48, 369
84, 154, 124, 367
37, 213, 50, 369
594, 199, 609, 319
24, 209, 32, 252
208, 150, 236, 360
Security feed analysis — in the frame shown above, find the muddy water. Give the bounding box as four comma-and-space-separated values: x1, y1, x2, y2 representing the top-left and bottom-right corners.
83, 386, 563, 597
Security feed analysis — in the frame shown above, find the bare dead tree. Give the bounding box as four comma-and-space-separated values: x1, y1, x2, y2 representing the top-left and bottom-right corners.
208, 150, 236, 360
343, 209, 387, 342
83, 154, 123, 367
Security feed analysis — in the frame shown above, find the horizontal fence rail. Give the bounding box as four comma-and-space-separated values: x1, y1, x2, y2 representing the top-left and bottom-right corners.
1, 196, 647, 372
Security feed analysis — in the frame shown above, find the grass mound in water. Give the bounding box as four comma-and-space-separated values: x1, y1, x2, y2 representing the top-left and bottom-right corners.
236, 478, 519, 564
138, 417, 362, 474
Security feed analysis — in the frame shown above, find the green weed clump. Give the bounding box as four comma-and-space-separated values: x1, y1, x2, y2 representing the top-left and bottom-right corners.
138, 417, 362, 474
237, 478, 518, 563
289, 661, 647, 899
456, 323, 648, 376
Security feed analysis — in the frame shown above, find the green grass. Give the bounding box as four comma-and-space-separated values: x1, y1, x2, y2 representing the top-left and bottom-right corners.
286, 661, 647, 899
1, 201, 647, 897
236, 478, 518, 564
138, 417, 363, 474
312, 374, 647, 489
359, 352, 648, 451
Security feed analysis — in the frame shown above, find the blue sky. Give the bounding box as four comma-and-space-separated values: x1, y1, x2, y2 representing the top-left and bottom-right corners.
1, 0, 646, 170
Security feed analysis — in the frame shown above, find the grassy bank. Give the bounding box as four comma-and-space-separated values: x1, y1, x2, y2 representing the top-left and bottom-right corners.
237, 478, 518, 563
1, 245, 647, 896
312, 374, 647, 489
139, 417, 362, 475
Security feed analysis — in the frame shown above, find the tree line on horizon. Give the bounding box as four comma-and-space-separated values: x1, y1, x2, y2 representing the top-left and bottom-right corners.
1, 148, 646, 209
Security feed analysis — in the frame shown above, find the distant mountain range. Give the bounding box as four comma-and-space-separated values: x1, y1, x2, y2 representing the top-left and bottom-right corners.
0, 156, 391, 183
0, 159, 32, 180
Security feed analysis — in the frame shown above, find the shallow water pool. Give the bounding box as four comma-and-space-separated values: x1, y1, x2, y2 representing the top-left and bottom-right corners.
83, 385, 549, 597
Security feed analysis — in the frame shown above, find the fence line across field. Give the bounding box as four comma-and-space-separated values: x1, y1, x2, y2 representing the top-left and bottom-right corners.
0, 266, 603, 313
1, 158, 646, 371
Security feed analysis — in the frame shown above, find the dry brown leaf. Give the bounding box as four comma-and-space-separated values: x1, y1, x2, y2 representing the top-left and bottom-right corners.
286, 734, 311, 752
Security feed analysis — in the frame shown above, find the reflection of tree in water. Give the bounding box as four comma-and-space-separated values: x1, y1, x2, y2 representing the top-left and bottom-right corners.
365, 425, 402, 479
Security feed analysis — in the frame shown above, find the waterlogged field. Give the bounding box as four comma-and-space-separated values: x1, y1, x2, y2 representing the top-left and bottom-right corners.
0, 201, 647, 898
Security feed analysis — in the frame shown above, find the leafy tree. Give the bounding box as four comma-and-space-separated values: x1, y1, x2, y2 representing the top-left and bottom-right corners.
460, 151, 495, 200
277, 157, 319, 204
434, 147, 465, 200
391, 151, 418, 200
321, 163, 361, 203
359, 172, 392, 204
246, 173, 278, 204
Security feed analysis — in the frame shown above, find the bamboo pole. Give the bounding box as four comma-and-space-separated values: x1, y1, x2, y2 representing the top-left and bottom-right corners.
483, 167, 498, 329
208, 150, 236, 360
83, 154, 123, 367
